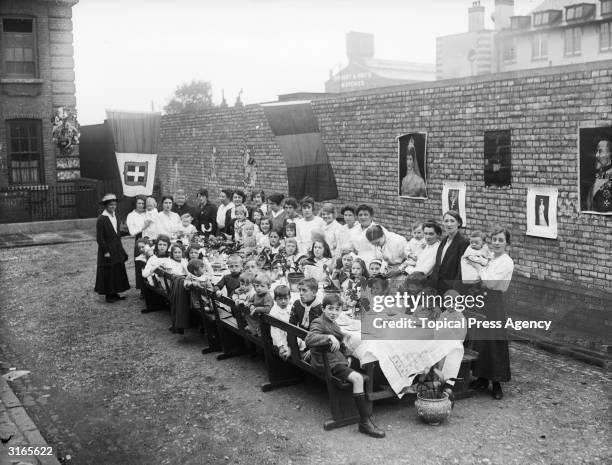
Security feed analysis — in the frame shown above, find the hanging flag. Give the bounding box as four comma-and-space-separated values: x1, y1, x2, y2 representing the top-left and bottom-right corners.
262, 101, 338, 201
115, 152, 157, 196
106, 110, 161, 197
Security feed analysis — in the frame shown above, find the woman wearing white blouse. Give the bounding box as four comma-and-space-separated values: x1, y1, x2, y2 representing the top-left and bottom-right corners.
466, 226, 514, 400
156, 196, 181, 238
126, 196, 148, 292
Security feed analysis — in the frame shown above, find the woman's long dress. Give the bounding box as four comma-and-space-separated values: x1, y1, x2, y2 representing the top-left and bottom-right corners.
471, 253, 514, 382
94, 214, 130, 296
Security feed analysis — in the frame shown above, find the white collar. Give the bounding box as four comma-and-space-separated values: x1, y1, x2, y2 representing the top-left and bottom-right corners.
102, 210, 115, 219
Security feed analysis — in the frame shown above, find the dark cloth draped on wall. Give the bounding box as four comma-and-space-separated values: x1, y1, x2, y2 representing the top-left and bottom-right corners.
263, 102, 338, 201
105, 110, 161, 154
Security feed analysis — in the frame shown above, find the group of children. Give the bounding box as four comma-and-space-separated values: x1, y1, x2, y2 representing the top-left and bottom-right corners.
133, 192, 502, 438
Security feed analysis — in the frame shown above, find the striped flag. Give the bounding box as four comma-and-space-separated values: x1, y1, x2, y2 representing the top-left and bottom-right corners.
263, 101, 338, 201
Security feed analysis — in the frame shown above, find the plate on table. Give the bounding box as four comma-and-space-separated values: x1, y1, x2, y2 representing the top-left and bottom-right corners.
336, 313, 352, 326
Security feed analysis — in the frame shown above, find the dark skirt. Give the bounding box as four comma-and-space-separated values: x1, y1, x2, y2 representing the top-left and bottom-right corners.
94, 262, 130, 296
169, 275, 196, 330
133, 234, 144, 290
471, 289, 511, 382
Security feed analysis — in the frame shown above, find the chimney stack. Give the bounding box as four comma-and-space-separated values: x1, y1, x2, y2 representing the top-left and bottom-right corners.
493, 0, 515, 31
468, 1, 485, 32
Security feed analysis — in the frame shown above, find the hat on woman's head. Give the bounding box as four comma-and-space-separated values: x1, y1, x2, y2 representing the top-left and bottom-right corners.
101, 193, 117, 204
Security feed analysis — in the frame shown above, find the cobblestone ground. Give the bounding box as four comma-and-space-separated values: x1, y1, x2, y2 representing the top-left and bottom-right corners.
0, 240, 610, 465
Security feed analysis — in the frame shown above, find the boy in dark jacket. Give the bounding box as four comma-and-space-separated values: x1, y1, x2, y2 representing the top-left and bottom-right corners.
305, 294, 384, 438
289, 278, 322, 330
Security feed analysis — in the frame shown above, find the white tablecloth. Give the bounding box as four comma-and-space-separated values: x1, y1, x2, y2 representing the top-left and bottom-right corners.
339, 316, 464, 398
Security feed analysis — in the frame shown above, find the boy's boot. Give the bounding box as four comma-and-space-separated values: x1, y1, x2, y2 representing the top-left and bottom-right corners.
353, 393, 385, 438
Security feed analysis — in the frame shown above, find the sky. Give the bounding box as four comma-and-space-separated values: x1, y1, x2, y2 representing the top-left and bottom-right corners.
73, 0, 538, 124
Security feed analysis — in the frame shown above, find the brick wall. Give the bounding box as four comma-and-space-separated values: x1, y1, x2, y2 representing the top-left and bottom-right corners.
0, 0, 79, 189
158, 60, 612, 346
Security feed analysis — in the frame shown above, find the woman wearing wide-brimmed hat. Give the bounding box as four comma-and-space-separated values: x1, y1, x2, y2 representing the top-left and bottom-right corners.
94, 193, 130, 302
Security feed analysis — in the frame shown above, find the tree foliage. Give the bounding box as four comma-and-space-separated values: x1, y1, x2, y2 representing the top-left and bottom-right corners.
164, 80, 214, 114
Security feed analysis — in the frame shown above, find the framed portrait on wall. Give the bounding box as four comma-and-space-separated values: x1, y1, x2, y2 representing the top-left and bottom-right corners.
484, 130, 511, 187
441, 181, 467, 226
398, 132, 427, 199
526, 186, 558, 239
578, 126, 612, 215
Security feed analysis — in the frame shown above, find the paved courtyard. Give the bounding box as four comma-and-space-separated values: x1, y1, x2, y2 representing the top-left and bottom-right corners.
0, 239, 610, 465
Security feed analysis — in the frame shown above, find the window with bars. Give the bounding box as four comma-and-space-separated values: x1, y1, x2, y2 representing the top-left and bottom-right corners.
8, 120, 43, 185
532, 33, 548, 60
564, 27, 582, 56
601, 22, 612, 51
1, 17, 37, 78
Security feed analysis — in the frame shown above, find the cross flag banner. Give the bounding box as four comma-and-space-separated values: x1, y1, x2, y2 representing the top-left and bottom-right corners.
115, 153, 157, 196
106, 110, 161, 197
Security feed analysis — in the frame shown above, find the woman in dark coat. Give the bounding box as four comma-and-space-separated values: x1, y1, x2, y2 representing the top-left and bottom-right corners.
94, 193, 130, 302
429, 210, 469, 293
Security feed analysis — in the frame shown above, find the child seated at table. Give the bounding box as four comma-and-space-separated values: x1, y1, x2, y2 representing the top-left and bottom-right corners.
269, 285, 305, 360
331, 251, 354, 288
233, 205, 249, 243
283, 238, 299, 271
232, 271, 255, 329
215, 254, 243, 297
368, 258, 387, 278
177, 213, 197, 238
305, 294, 385, 438
269, 258, 288, 295
161, 244, 188, 276
185, 244, 214, 277
268, 229, 284, 257
241, 221, 258, 253
289, 278, 322, 331
246, 272, 275, 336
284, 221, 296, 240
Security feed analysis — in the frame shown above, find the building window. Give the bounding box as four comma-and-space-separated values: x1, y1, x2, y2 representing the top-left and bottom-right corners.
532, 33, 548, 60
601, 22, 612, 50
7, 120, 43, 185
533, 11, 549, 26
502, 38, 516, 62
564, 27, 582, 56
1, 17, 37, 78
603, 0, 612, 16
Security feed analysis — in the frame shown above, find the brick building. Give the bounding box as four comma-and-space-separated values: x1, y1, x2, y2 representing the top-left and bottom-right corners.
437, 0, 612, 79
0, 0, 79, 222
497, 0, 612, 72
436, 1, 495, 80
325, 31, 435, 93
0, 0, 79, 187
155, 60, 612, 351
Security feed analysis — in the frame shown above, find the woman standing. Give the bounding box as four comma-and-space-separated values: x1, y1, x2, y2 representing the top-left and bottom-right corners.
156, 196, 181, 237
95, 194, 130, 303
430, 211, 469, 293
295, 196, 326, 254
126, 196, 149, 293
350, 204, 378, 265
365, 224, 412, 293
467, 226, 514, 400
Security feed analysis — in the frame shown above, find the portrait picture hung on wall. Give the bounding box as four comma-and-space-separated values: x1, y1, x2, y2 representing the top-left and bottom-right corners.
578, 126, 612, 215
484, 129, 512, 187
398, 132, 427, 198
526, 186, 558, 239
441, 181, 467, 225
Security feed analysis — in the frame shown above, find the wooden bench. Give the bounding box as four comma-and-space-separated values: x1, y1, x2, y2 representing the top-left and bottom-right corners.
208, 293, 264, 360
259, 313, 367, 430
190, 288, 222, 355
